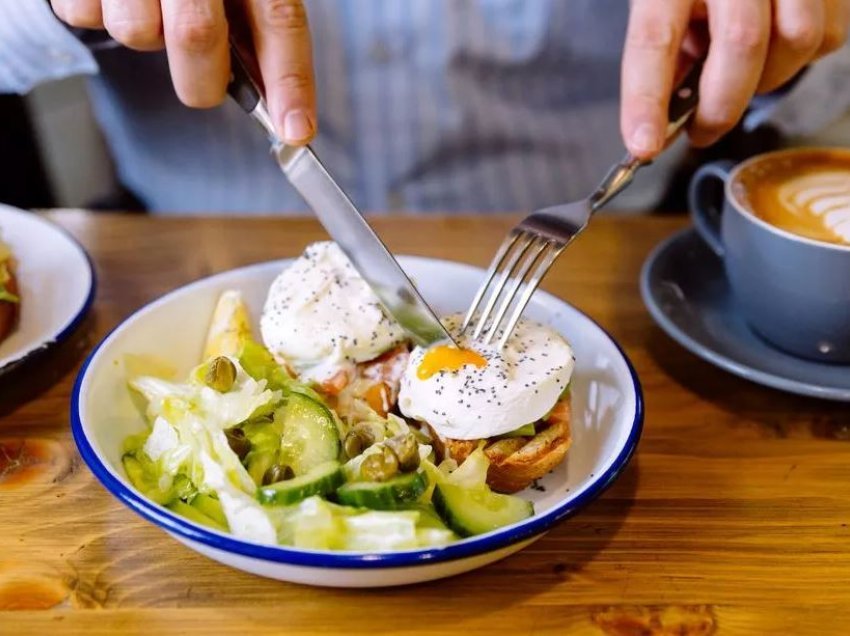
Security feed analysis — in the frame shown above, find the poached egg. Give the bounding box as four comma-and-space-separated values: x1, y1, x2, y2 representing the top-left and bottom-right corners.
398, 315, 575, 440
260, 242, 405, 382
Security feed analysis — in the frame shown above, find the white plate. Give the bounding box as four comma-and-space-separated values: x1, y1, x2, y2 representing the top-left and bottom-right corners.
0, 204, 95, 373
72, 256, 642, 587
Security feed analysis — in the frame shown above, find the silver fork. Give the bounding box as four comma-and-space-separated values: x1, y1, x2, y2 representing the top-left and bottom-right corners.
461, 61, 704, 349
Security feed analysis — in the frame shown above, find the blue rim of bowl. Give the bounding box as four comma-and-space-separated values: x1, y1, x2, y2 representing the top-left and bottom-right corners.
0, 211, 97, 376
640, 228, 850, 402
71, 259, 644, 569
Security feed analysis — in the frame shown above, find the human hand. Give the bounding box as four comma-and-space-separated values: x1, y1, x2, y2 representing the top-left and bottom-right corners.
620, 0, 850, 159
52, 0, 316, 145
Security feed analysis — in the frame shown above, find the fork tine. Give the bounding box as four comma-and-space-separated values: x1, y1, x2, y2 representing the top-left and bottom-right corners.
460, 230, 521, 334
482, 238, 550, 344
497, 243, 565, 348
471, 232, 535, 340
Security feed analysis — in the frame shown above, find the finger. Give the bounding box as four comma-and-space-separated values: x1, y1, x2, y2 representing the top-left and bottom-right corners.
758, 0, 824, 93
690, 0, 771, 147
161, 0, 230, 108
247, 0, 316, 145
51, 0, 103, 28
620, 0, 692, 160
817, 0, 850, 57
102, 0, 164, 51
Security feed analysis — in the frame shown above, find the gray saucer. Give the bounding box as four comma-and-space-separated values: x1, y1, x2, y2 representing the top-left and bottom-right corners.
640, 228, 850, 401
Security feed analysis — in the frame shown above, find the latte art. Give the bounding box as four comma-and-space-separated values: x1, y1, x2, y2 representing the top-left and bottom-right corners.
735, 149, 850, 247
778, 171, 850, 243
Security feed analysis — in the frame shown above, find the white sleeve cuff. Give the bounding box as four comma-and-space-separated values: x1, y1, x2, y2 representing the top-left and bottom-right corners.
0, 0, 98, 94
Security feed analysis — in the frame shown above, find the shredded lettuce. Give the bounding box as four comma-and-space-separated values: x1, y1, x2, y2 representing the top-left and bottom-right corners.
239, 339, 326, 404
130, 358, 282, 430
239, 340, 293, 392
122, 332, 526, 550
122, 450, 196, 505
125, 358, 285, 540
271, 496, 352, 549
129, 376, 195, 421
342, 510, 423, 551
270, 497, 454, 550
199, 450, 276, 543
132, 416, 194, 491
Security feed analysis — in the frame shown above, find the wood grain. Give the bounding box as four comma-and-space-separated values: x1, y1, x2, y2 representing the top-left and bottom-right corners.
1, 211, 849, 635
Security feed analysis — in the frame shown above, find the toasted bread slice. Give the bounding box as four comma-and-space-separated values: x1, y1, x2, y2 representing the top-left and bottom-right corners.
432, 394, 572, 494
0, 261, 20, 344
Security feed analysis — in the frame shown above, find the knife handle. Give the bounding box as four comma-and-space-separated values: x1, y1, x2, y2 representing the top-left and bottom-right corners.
227, 43, 279, 140
227, 47, 262, 115
223, 0, 278, 137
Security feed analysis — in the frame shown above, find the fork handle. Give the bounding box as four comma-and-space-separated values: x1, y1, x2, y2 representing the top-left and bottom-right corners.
590, 59, 704, 212
665, 59, 703, 139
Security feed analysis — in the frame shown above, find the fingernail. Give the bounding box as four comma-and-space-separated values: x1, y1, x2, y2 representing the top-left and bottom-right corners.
282, 109, 314, 143
630, 122, 661, 155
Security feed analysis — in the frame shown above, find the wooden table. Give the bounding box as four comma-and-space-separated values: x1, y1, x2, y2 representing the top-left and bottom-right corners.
2, 211, 849, 635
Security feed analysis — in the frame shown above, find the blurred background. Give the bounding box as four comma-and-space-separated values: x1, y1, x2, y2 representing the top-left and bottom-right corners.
2, 4, 850, 215
1, 80, 118, 210
5, 75, 848, 214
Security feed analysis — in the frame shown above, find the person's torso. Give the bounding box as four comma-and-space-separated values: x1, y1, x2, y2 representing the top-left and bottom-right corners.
88, 0, 630, 214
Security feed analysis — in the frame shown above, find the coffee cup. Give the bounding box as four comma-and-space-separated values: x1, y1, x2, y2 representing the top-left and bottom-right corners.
688, 147, 850, 364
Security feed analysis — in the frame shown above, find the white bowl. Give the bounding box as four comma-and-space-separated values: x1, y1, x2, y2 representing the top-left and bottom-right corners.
0, 204, 94, 374
72, 256, 643, 588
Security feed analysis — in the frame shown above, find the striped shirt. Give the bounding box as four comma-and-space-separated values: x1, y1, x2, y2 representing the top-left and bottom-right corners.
2, 0, 850, 214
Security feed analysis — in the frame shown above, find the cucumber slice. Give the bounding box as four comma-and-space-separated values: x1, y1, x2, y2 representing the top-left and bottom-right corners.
191, 493, 228, 527
432, 483, 534, 537
168, 500, 228, 531
122, 454, 149, 492
257, 460, 344, 506
122, 454, 194, 504
279, 392, 341, 475
401, 503, 454, 532
242, 417, 282, 486
336, 471, 428, 510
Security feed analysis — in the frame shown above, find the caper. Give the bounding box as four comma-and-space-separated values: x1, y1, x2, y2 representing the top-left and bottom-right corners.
224, 427, 251, 460
385, 433, 420, 472
351, 422, 378, 447
205, 356, 237, 392
263, 463, 295, 485
343, 423, 379, 459
343, 431, 365, 459
359, 447, 399, 482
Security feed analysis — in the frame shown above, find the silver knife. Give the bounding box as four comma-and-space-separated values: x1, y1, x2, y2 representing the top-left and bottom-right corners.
227, 47, 455, 347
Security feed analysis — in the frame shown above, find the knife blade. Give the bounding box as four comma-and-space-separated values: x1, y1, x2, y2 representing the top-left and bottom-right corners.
226, 46, 455, 347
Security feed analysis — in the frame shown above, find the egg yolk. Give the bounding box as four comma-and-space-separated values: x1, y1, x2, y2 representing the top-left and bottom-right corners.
417, 345, 487, 380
